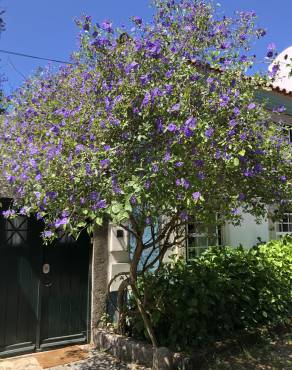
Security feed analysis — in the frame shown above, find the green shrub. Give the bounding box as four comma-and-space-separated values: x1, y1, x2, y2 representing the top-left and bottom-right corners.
128, 237, 292, 351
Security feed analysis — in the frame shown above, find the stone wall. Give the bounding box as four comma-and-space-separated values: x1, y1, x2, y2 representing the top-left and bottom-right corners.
94, 329, 195, 370
90, 222, 110, 332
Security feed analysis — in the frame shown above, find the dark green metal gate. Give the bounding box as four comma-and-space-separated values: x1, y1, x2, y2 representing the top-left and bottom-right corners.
0, 201, 91, 357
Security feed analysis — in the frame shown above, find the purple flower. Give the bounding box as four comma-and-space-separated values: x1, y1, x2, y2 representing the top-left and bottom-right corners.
101, 20, 113, 32
215, 150, 221, 159
2, 209, 15, 218
243, 168, 253, 177
247, 102, 256, 110
165, 84, 173, 95
185, 116, 197, 129
179, 211, 188, 221
100, 159, 110, 168
165, 69, 174, 79
257, 28, 266, 37
233, 107, 240, 116
238, 193, 245, 201
43, 230, 53, 238
36, 212, 43, 220
192, 192, 201, 201
273, 105, 286, 113
220, 41, 231, 50
130, 196, 137, 205
90, 191, 99, 201
146, 217, 152, 225
125, 61, 140, 74
156, 118, 164, 133
219, 94, 230, 107
35, 173, 42, 182
280, 175, 287, 182
169, 103, 180, 113
140, 74, 151, 86
133, 16, 143, 25
145, 179, 151, 189
205, 127, 214, 138
167, 123, 177, 132
269, 64, 280, 78
182, 179, 190, 189
175, 161, 184, 167
163, 151, 171, 162
141, 92, 151, 108
55, 217, 69, 228
190, 74, 200, 81
197, 172, 205, 180
47, 191, 57, 199
7, 175, 16, 183
146, 40, 162, 57
240, 133, 247, 141
97, 199, 107, 209
19, 207, 27, 216
229, 119, 237, 128
152, 164, 159, 173
267, 42, 276, 58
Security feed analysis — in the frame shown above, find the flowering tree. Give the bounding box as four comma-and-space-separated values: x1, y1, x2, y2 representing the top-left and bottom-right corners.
1, 0, 291, 345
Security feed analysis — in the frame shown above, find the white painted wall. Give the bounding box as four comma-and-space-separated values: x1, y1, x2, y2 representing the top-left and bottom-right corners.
108, 223, 130, 292
224, 213, 270, 248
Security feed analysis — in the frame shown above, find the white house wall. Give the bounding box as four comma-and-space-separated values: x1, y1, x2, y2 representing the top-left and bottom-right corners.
107, 223, 130, 292
223, 213, 270, 247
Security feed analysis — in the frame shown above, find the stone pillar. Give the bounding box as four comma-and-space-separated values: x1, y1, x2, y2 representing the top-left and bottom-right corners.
91, 221, 109, 333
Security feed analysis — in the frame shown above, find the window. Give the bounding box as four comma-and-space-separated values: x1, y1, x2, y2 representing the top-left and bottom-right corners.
275, 213, 292, 238
283, 126, 292, 143
186, 221, 221, 260
4, 216, 28, 247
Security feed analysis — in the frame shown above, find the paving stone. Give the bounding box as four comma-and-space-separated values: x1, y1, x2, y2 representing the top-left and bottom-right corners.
0, 356, 40, 370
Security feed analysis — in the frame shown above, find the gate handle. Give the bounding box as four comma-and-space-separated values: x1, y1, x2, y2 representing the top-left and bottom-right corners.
44, 281, 52, 288
42, 263, 50, 274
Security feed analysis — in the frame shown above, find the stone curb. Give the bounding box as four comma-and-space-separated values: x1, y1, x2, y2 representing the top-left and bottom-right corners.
94, 329, 195, 369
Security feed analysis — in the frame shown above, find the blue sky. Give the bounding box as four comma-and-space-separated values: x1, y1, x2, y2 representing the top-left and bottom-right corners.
1, 0, 291, 93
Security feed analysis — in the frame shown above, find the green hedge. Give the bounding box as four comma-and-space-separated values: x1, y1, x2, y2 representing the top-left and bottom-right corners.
128, 237, 292, 351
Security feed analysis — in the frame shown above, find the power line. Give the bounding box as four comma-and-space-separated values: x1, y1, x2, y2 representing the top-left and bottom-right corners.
0, 49, 74, 65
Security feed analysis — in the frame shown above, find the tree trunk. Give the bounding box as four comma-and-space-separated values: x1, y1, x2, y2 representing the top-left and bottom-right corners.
130, 281, 158, 347
117, 279, 129, 335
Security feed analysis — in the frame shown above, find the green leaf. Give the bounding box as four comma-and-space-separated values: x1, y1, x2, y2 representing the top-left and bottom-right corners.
94, 217, 103, 226
233, 157, 240, 166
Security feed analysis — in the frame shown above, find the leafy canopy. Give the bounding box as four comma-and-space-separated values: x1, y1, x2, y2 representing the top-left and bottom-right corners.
1, 0, 291, 238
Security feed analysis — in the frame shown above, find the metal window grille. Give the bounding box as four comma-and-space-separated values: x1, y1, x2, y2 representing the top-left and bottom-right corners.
4, 216, 28, 246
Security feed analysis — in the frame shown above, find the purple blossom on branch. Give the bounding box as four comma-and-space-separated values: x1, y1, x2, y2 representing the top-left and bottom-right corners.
247, 102, 256, 110
101, 20, 113, 32
192, 192, 201, 201
205, 127, 214, 138
167, 123, 177, 132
